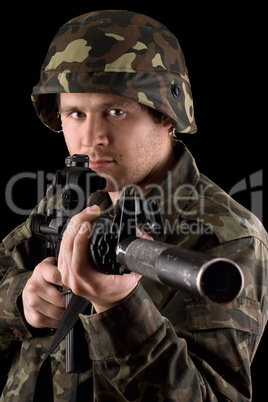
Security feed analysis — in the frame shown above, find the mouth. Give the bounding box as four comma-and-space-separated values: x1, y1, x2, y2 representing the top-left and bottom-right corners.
89, 159, 114, 170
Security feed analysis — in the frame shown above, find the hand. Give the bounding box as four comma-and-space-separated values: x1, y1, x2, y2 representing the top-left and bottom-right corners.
22, 257, 66, 329
57, 206, 142, 313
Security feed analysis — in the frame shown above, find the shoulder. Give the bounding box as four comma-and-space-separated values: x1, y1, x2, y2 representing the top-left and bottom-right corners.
190, 173, 267, 247
1, 197, 49, 270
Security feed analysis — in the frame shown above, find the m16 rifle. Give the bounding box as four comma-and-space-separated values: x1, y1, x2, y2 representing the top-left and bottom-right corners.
31, 154, 244, 372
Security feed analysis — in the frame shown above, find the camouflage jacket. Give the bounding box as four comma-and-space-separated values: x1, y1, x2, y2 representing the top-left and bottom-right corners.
0, 141, 267, 401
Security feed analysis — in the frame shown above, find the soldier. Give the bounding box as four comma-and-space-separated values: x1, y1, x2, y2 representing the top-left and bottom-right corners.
0, 10, 267, 401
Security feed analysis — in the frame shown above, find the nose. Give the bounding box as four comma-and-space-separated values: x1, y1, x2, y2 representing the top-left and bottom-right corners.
82, 114, 109, 148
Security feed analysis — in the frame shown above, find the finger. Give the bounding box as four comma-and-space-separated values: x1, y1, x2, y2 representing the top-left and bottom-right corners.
58, 206, 100, 272
136, 226, 154, 240
23, 282, 65, 328
37, 294, 66, 321
64, 205, 100, 240
59, 206, 99, 261
39, 258, 63, 287
25, 272, 66, 310
41, 282, 67, 308
26, 307, 64, 329
71, 221, 93, 272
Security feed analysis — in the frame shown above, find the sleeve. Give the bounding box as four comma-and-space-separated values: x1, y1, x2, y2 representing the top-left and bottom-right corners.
80, 283, 206, 401
0, 261, 33, 350
79, 235, 268, 401
0, 209, 48, 351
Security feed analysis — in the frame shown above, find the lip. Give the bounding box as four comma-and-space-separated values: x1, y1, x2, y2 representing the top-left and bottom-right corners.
89, 159, 114, 169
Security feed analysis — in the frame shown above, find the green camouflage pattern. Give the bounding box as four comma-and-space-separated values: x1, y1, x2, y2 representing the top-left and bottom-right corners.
31, 10, 197, 134
0, 141, 267, 401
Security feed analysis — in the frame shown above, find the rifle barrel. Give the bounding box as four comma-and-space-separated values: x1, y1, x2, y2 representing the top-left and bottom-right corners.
117, 237, 244, 304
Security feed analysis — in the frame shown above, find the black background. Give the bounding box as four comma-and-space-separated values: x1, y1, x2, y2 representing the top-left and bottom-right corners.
1, 3, 266, 400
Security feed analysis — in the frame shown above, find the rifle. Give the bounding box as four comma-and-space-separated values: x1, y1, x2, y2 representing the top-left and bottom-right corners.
32, 154, 244, 372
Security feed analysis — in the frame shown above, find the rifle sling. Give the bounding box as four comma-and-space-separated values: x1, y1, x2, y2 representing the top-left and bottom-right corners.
33, 294, 91, 402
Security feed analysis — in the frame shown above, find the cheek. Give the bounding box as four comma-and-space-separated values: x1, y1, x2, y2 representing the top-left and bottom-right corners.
123, 128, 163, 173
133, 126, 163, 160
119, 123, 161, 157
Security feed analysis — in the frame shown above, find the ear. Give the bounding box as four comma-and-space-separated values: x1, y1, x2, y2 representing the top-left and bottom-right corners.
162, 115, 173, 130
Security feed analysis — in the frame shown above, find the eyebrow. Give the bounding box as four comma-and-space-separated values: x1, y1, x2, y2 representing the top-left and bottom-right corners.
59, 98, 141, 114
59, 105, 80, 113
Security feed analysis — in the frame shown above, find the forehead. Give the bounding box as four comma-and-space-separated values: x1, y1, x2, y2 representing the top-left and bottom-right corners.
59, 92, 142, 111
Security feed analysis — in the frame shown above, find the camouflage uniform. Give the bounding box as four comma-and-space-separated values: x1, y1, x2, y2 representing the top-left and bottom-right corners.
1, 10, 268, 401
0, 141, 267, 401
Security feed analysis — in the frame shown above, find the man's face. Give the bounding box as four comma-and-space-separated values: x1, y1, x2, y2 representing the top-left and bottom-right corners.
60, 93, 173, 193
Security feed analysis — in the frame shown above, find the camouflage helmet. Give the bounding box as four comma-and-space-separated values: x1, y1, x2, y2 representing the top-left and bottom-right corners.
32, 10, 197, 134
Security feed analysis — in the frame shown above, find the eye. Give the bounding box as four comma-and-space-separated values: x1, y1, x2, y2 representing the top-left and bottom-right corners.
107, 109, 125, 118
69, 111, 85, 119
